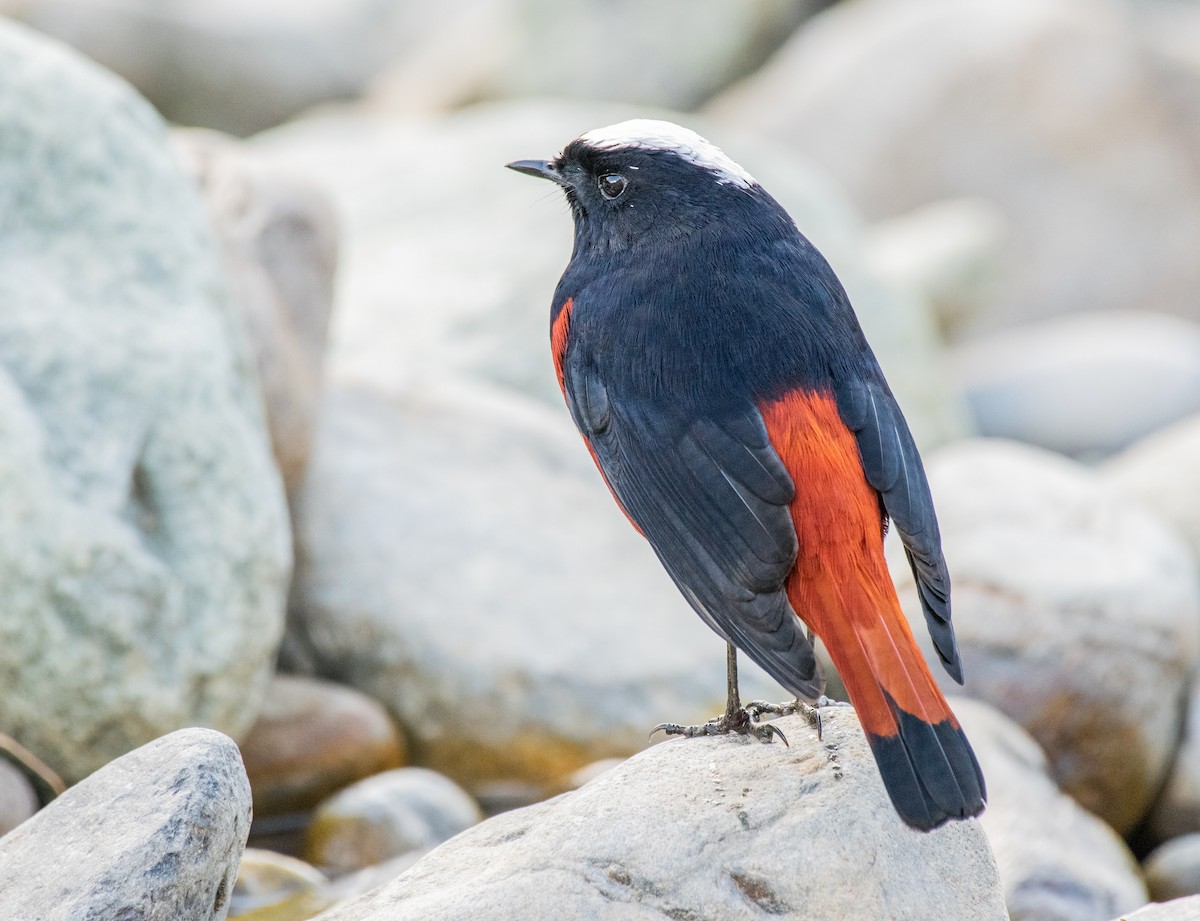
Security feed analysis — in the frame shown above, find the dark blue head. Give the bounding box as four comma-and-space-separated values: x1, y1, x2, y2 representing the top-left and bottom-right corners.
507, 119, 793, 257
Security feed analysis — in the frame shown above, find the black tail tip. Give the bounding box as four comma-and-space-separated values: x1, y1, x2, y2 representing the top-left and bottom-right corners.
867, 710, 986, 832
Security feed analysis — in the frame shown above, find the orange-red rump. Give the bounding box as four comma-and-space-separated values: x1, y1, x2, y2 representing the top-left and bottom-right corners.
760, 388, 984, 830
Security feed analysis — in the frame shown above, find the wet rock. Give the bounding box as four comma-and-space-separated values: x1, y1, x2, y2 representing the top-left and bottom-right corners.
0, 18, 289, 782
952, 311, 1200, 458
0, 728, 251, 920
304, 767, 483, 875
173, 129, 337, 497
955, 697, 1147, 921
315, 708, 1006, 920
890, 439, 1200, 834
239, 673, 406, 819
711, 0, 1200, 334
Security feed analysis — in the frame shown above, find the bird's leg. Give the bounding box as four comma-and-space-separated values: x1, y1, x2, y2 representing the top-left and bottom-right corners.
651, 643, 788, 744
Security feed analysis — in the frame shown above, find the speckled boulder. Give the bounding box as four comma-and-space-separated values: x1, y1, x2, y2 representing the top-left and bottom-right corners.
0, 729, 251, 920
0, 20, 290, 781
316, 707, 1006, 920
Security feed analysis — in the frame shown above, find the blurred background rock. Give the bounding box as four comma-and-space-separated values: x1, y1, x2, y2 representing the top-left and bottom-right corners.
3, 0, 1200, 918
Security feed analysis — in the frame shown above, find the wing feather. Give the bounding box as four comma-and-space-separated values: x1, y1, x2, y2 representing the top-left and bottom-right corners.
835, 377, 962, 683
568, 363, 823, 699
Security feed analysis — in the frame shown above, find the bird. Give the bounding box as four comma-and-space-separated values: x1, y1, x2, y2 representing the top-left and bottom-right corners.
506, 119, 985, 831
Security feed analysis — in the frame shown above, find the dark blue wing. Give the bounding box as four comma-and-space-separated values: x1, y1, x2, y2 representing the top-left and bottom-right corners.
564, 360, 823, 700
834, 375, 961, 683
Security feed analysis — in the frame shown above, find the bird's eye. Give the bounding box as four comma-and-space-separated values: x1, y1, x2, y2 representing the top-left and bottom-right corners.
597, 173, 627, 200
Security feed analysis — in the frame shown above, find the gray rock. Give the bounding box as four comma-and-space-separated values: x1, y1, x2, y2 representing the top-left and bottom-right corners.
0, 728, 251, 920
1145, 835, 1200, 903
256, 98, 968, 449
369, 0, 816, 113
1141, 2, 1200, 170
0, 758, 38, 837
1144, 685, 1200, 843
866, 197, 1008, 339
889, 439, 1200, 834
1104, 411, 1200, 565
0, 730, 66, 810
238, 673, 407, 819
0, 19, 290, 781
322, 854, 425, 908
0, 0, 426, 135
316, 708, 1007, 921
1117, 896, 1200, 921
955, 697, 1147, 921
231, 848, 334, 918
710, 0, 1200, 334
173, 128, 337, 498
304, 767, 483, 874
952, 311, 1200, 458
289, 380, 773, 790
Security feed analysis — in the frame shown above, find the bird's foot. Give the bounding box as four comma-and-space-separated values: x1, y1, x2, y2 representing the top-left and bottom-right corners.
743, 696, 851, 742
744, 698, 799, 719
651, 706, 788, 746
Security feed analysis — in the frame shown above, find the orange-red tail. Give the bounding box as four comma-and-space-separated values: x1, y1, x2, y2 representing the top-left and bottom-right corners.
810, 574, 985, 829
761, 390, 985, 830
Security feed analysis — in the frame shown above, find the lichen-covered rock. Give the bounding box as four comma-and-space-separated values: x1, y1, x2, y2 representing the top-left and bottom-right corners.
316, 708, 1007, 921
0, 729, 251, 920
0, 19, 290, 781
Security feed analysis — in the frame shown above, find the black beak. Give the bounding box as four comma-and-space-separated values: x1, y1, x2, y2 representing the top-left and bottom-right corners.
506, 159, 566, 184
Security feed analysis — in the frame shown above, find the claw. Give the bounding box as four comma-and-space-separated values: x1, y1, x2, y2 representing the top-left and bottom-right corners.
649, 705, 791, 746
745, 699, 800, 720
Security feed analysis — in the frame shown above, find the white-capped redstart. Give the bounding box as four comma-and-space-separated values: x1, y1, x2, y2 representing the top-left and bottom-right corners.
507, 120, 984, 830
